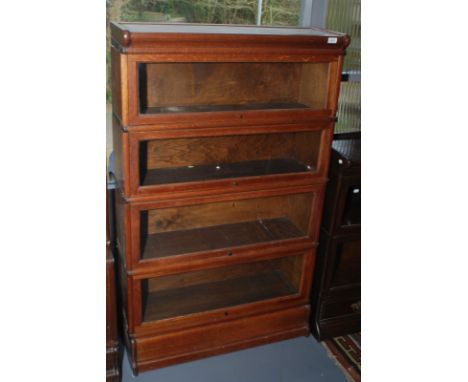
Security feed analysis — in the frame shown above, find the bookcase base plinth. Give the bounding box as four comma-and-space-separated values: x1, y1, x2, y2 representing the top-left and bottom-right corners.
127, 304, 310, 375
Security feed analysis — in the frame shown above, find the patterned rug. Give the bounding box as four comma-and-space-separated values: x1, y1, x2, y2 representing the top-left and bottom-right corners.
322, 333, 361, 382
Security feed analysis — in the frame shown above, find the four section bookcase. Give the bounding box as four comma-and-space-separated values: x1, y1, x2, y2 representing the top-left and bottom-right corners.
111, 22, 349, 374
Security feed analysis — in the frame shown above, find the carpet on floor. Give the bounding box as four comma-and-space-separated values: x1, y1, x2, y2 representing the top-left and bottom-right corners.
322, 332, 361, 382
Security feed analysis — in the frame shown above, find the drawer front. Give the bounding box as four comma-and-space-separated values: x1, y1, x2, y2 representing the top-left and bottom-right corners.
126, 124, 333, 198
122, 185, 324, 271
320, 298, 361, 320
125, 248, 315, 335
135, 305, 310, 371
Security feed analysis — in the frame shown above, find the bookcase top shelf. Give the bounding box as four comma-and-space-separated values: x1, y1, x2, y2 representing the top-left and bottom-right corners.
114, 22, 345, 37
110, 22, 350, 52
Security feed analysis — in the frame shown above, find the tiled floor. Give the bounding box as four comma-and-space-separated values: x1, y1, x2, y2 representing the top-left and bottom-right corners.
121, 336, 348, 382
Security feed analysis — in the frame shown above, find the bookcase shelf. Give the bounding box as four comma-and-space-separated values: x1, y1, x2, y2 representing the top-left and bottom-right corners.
142, 102, 310, 115
141, 158, 312, 186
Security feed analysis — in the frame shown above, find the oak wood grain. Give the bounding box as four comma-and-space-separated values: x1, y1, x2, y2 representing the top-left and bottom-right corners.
134, 305, 309, 372
145, 192, 312, 235
141, 217, 302, 260
144, 131, 321, 170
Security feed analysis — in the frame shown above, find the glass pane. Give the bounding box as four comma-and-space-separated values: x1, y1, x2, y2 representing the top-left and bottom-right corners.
139, 62, 330, 114
326, 0, 361, 134
326, 0, 360, 72
117, 0, 301, 26
120, 0, 257, 24
261, 0, 301, 26
139, 131, 322, 186
141, 254, 304, 321
334, 81, 360, 134
140, 193, 312, 259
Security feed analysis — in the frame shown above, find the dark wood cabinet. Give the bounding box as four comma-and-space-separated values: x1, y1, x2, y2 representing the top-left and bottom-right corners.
106, 248, 121, 381
310, 135, 361, 340
111, 22, 349, 374
107, 185, 122, 381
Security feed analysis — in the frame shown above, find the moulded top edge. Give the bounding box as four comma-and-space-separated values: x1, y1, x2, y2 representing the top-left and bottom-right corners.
112, 21, 346, 38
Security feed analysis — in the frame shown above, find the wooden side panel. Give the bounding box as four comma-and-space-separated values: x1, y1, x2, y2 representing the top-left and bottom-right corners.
115, 191, 131, 269
135, 305, 309, 370
325, 57, 344, 114
111, 46, 128, 125
294, 130, 322, 170
298, 62, 330, 109
111, 46, 122, 121
287, 192, 315, 235
308, 184, 327, 243
112, 115, 131, 196
276, 254, 304, 291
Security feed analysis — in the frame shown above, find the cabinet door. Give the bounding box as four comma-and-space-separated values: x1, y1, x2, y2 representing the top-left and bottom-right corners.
322, 174, 361, 235
338, 179, 361, 232
322, 235, 361, 297
127, 124, 333, 197
125, 186, 323, 271
127, 60, 339, 126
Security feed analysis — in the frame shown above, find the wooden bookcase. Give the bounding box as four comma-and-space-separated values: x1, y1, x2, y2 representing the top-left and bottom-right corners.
111, 22, 349, 374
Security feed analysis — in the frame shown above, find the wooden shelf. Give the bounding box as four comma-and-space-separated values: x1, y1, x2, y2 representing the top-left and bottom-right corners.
142, 102, 310, 114
141, 158, 312, 186
142, 270, 296, 322
141, 217, 303, 259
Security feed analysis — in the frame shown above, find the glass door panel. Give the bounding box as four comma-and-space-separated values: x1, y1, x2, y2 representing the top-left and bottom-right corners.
139, 131, 322, 187
140, 193, 313, 259
139, 62, 330, 114
141, 254, 304, 322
